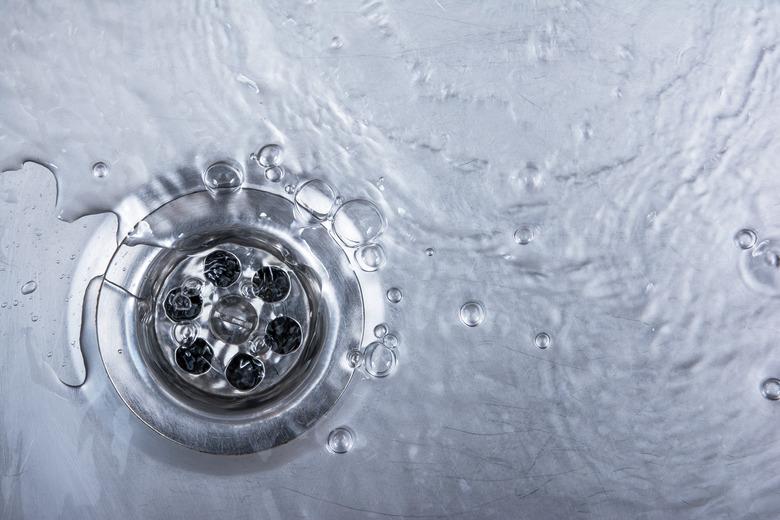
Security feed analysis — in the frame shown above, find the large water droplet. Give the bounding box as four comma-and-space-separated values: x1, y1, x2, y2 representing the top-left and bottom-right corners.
364, 341, 397, 378
295, 179, 337, 220
20, 280, 37, 295
92, 162, 110, 179
386, 287, 403, 304
203, 161, 244, 193
761, 378, 780, 400
734, 228, 757, 250
327, 427, 355, 454
332, 199, 385, 246
354, 243, 386, 272
534, 332, 552, 349
255, 144, 284, 167
459, 301, 485, 327
264, 165, 285, 183
739, 237, 780, 296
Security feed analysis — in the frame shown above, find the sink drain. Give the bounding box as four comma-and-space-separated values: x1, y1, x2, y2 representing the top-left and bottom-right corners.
96, 186, 370, 454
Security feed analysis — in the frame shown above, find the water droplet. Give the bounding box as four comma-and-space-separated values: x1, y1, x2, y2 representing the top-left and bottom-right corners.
172, 322, 198, 345
514, 225, 535, 245
364, 341, 397, 378
264, 165, 285, 182
47, 352, 52, 358
761, 378, 780, 400
383, 333, 399, 348
739, 237, 780, 296
0, 302, 6, 309
459, 301, 485, 327
373, 323, 388, 338
284, 184, 296, 194
386, 287, 403, 304
534, 332, 552, 349
20, 280, 37, 295
330, 36, 344, 49
354, 243, 386, 272
203, 161, 244, 193
92, 162, 110, 178
333, 200, 386, 246
255, 144, 284, 167
425, 247, 435, 257
327, 427, 355, 454
735, 228, 757, 250
30, 314, 39, 322
12, 300, 19, 307
117, 348, 123, 354
295, 179, 337, 220
346, 349, 363, 368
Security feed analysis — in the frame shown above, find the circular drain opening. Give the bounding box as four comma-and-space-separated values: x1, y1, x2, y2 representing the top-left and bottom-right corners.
96, 188, 366, 454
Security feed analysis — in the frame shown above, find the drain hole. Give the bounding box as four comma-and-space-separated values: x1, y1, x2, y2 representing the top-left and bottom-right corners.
175, 338, 214, 375
164, 287, 203, 322
252, 266, 291, 302
265, 316, 302, 355
226, 353, 265, 390
204, 250, 241, 287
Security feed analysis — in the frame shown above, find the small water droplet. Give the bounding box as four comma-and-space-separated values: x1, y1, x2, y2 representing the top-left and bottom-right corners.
735, 228, 757, 250
425, 247, 435, 257
330, 36, 344, 49
459, 301, 485, 327
30, 314, 39, 322
386, 287, 403, 304
333, 199, 386, 246
295, 179, 337, 220
264, 165, 285, 182
383, 333, 399, 348
534, 332, 552, 349
761, 378, 780, 400
117, 348, 123, 354
20, 280, 37, 295
284, 184, 296, 194
373, 323, 388, 338
513, 225, 535, 245
255, 144, 284, 167
346, 349, 363, 368
327, 427, 355, 454
203, 161, 244, 193
172, 322, 197, 345
0, 302, 6, 309
47, 352, 52, 358
92, 162, 110, 178
364, 341, 397, 378
354, 243, 386, 272
12, 300, 19, 307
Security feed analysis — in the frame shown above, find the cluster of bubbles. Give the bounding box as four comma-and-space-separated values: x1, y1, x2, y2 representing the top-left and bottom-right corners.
735, 228, 780, 296
345, 322, 399, 379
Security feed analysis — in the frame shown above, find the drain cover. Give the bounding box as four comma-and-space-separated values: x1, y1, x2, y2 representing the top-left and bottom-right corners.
96, 188, 366, 454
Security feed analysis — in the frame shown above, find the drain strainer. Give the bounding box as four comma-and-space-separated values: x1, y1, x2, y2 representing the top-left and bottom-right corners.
96, 187, 367, 454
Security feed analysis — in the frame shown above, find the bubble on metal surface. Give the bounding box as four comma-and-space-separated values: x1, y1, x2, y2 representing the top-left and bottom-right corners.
264, 165, 285, 182
761, 378, 780, 401
534, 332, 552, 350
225, 353, 265, 391
739, 237, 780, 296
734, 228, 757, 250
386, 287, 403, 304
251, 266, 291, 302
382, 333, 398, 348
202, 161, 244, 193
254, 144, 284, 168
172, 321, 197, 345
425, 247, 435, 257
175, 338, 213, 375
513, 225, 535, 245
91, 161, 110, 179
354, 243, 386, 272
265, 316, 302, 355
364, 341, 397, 378
204, 250, 241, 288
459, 301, 485, 327
327, 426, 354, 454
332, 199, 385, 247
373, 323, 388, 338
295, 179, 338, 220
20, 280, 37, 295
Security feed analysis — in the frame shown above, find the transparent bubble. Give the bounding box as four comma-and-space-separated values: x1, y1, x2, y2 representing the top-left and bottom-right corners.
425, 247, 435, 257
383, 333, 399, 348
92, 162, 110, 178
332, 199, 385, 246
264, 165, 285, 183
327, 427, 355, 454
330, 36, 344, 49
354, 243, 386, 272
20, 280, 37, 295
364, 341, 397, 378
739, 237, 780, 296
295, 179, 337, 220
373, 323, 388, 338
459, 301, 485, 327
203, 161, 244, 193
284, 184, 296, 194
761, 378, 780, 400
255, 144, 284, 167
172, 322, 198, 345
386, 287, 403, 304
346, 349, 363, 368
534, 332, 552, 349
734, 228, 757, 250
31, 314, 39, 322
514, 225, 535, 245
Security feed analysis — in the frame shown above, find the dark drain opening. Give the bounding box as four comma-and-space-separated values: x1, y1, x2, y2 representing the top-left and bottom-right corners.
265, 316, 302, 355
252, 266, 291, 302
175, 338, 214, 375
204, 250, 241, 287
164, 287, 202, 322
226, 353, 265, 390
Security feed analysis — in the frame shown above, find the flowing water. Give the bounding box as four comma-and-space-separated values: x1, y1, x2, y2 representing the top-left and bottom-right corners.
1, 1, 780, 518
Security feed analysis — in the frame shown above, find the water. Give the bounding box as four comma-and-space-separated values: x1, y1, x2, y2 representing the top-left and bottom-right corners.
20, 280, 37, 295
327, 427, 355, 454
1, 1, 779, 518
459, 301, 485, 327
